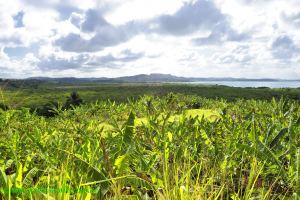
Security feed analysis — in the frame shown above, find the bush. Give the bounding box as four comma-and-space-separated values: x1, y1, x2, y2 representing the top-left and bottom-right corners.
187, 102, 201, 109
64, 91, 83, 109
36, 102, 60, 117
0, 103, 9, 111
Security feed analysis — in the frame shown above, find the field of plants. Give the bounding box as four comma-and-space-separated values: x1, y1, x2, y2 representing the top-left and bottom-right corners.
0, 94, 300, 199
1, 83, 300, 109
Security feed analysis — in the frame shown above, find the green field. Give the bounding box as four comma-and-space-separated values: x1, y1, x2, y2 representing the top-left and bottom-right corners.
0, 89, 300, 199
1, 83, 300, 110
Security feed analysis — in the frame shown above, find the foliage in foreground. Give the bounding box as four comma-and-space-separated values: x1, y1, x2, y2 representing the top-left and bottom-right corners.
0, 94, 299, 199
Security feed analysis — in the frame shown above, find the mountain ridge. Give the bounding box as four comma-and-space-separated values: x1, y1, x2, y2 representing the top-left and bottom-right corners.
26, 73, 298, 83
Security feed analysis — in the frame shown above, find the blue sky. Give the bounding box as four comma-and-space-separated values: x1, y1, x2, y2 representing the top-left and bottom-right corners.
0, 0, 300, 78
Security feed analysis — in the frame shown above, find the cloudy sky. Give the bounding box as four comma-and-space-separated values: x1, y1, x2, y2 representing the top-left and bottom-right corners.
0, 0, 300, 79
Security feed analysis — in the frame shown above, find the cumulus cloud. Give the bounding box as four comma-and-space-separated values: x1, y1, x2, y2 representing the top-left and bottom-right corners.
37, 53, 89, 70
55, 29, 130, 52
87, 50, 144, 67
0, 3, 28, 47
80, 9, 109, 32
212, 45, 253, 64
36, 49, 144, 71
148, 0, 250, 46
282, 12, 300, 28
21, 0, 91, 19
0, 49, 39, 78
1, 0, 300, 78
192, 25, 248, 45
271, 35, 300, 60
69, 12, 83, 28
153, 0, 225, 35
55, 9, 141, 52
55, 0, 247, 53
0, 33, 25, 47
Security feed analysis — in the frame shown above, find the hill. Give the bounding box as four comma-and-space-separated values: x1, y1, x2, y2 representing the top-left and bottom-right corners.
26, 73, 288, 84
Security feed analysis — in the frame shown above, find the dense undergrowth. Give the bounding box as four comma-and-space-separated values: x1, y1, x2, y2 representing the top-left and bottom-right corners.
0, 94, 299, 199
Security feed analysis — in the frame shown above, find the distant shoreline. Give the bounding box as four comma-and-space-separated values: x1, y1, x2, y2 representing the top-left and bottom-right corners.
178, 80, 300, 88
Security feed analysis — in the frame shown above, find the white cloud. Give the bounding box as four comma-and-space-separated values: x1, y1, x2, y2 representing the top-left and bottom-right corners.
0, 0, 299, 79
105, 0, 190, 25
0, 49, 39, 78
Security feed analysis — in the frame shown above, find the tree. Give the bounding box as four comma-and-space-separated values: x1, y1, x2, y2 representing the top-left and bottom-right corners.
64, 91, 83, 109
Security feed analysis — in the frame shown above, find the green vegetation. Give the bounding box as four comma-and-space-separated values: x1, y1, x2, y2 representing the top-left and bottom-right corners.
64, 91, 84, 109
0, 94, 299, 199
1, 83, 300, 109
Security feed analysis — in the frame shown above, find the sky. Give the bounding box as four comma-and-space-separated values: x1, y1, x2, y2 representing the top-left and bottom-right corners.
0, 0, 300, 79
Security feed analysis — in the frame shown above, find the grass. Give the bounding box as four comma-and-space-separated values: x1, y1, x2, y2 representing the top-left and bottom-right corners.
0, 93, 299, 199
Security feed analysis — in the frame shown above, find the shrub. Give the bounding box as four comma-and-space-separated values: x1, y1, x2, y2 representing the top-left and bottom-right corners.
0, 103, 9, 111
36, 102, 60, 117
64, 91, 83, 109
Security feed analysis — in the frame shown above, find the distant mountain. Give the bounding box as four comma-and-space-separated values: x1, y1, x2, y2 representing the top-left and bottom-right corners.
114, 73, 188, 82
28, 73, 189, 83
26, 74, 296, 83
1, 73, 298, 89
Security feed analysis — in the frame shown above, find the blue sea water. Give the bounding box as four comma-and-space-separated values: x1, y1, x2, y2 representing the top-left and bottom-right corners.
184, 81, 300, 88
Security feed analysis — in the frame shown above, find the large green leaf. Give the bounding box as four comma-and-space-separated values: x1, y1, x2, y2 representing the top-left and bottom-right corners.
269, 128, 288, 149
123, 112, 135, 144
22, 167, 39, 188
